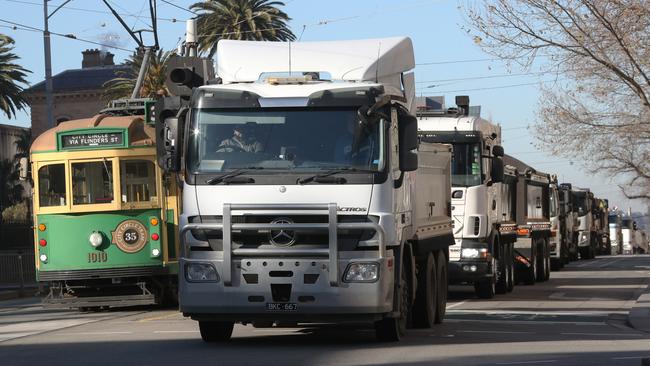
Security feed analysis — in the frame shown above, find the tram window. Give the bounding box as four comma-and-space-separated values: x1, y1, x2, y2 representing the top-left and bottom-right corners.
120, 160, 157, 203
38, 164, 66, 207
71, 161, 114, 205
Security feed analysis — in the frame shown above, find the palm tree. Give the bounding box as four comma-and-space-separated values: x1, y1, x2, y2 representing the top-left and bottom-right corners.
103, 49, 173, 101
0, 34, 30, 119
190, 0, 295, 58
13, 128, 31, 161
0, 159, 24, 218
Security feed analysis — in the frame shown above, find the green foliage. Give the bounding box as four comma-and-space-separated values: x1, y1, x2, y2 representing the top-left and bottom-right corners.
191, 0, 295, 58
0, 34, 30, 119
0, 159, 24, 214
103, 49, 174, 101
2, 200, 29, 223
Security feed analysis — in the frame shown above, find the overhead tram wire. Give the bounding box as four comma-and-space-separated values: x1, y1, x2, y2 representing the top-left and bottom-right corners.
1, 0, 180, 23
159, 0, 197, 15
415, 71, 555, 85
418, 79, 565, 94
0, 17, 132, 52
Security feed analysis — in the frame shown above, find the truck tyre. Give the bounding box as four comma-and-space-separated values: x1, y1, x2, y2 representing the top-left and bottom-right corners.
544, 251, 551, 281
536, 239, 546, 282
523, 244, 537, 285
434, 251, 447, 324
579, 246, 590, 260
474, 266, 496, 299
199, 321, 234, 342
375, 254, 411, 341
495, 242, 508, 294
412, 253, 437, 328
506, 243, 515, 292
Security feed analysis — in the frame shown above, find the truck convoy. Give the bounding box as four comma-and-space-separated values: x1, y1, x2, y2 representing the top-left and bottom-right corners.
156, 36, 455, 342
417, 96, 516, 299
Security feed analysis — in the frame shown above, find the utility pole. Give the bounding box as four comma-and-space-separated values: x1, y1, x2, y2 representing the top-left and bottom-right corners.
43, 0, 54, 129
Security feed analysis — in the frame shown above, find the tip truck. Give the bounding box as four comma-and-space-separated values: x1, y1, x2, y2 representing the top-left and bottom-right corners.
156, 32, 454, 342
417, 96, 516, 299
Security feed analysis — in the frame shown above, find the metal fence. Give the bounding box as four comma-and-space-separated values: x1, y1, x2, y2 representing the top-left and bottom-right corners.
0, 250, 36, 291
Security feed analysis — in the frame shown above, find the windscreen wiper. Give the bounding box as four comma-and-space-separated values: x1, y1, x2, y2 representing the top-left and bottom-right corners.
206, 167, 262, 185
297, 167, 376, 185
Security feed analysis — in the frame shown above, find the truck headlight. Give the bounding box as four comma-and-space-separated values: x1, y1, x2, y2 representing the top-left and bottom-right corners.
343, 262, 379, 283
185, 263, 219, 282
461, 248, 488, 260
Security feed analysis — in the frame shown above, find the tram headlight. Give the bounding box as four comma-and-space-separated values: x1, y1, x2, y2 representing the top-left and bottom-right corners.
39, 254, 48, 263
185, 263, 219, 282
89, 232, 103, 248
151, 248, 161, 257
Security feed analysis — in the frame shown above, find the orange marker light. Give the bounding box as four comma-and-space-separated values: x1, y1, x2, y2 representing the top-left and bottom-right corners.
517, 228, 530, 236
38, 224, 46, 231
150, 218, 159, 226
151, 233, 159, 241
39, 239, 47, 247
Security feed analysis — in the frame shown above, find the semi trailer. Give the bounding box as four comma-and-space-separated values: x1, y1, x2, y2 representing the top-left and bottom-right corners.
156, 35, 455, 342
504, 155, 552, 284
417, 96, 516, 299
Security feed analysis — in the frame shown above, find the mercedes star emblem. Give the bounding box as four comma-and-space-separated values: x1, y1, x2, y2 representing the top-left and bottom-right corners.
269, 217, 296, 247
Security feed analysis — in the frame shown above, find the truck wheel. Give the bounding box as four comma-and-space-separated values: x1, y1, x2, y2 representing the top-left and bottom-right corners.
474, 272, 495, 299
495, 245, 508, 294
506, 243, 514, 292
579, 247, 589, 260
535, 239, 546, 282
375, 255, 411, 341
544, 253, 551, 281
434, 252, 447, 324
523, 245, 537, 285
412, 253, 437, 328
199, 321, 234, 342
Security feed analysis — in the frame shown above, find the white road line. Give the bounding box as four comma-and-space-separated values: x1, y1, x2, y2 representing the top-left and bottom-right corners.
561, 332, 644, 337
59, 331, 133, 335
495, 360, 556, 365
153, 330, 199, 333
597, 257, 624, 268
457, 330, 533, 334
252, 329, 299, 332
446, 300, 467, 309
611, 356, 650, 360
445, 319, 605, 326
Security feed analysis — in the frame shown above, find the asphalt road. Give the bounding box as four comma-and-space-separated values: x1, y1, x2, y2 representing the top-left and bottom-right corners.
1, 255, 649, 366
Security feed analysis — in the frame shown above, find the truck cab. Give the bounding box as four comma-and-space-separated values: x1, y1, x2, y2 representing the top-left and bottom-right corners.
572, 188, 595, 259
608, 212, 623, 255
417, 96, 515, 299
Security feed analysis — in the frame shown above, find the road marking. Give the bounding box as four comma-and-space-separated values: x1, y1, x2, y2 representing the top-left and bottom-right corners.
495, 360, 556, 365
457, 330, 533, 334
253, 329, 299, 332
446, 318, 605, 326
611, 356, 650, 360
560, 332, 644, 337
556, 285, 647, 289
137, 312, 180, 322
446, 300, 467, 309
60, 331, 133, 335
153, 330, 199, 333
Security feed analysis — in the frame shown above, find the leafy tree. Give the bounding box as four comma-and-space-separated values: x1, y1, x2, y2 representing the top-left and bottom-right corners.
103, 49, 173, 101
464, 1, 650, 200
13, 128, 31, 161
0, 34, 30, 119
190, 0, 295, 58
0, 159, 24, 218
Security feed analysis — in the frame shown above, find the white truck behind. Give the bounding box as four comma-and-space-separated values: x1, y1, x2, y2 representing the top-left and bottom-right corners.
417, 96, 516, 299
156, 36, 455, 342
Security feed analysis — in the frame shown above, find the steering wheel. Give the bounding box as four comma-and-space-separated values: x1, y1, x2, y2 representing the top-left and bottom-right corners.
216, 144, 247, 153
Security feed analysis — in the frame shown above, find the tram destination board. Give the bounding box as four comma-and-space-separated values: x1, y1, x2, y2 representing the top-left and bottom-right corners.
61, 132, 124, 149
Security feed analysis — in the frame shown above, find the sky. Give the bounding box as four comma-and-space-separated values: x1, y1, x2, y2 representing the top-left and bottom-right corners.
0, 0, 645, 213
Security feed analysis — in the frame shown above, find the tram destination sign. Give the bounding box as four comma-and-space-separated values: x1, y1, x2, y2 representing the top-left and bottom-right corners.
61, 132, 124, 149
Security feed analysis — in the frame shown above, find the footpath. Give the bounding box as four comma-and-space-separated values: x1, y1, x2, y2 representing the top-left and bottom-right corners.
628, 278, 650, 333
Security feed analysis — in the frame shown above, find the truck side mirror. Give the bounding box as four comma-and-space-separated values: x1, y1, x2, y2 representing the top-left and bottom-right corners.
18, 157, 28, 181
491, 157, 504, 183
155, 97, 185, 173
399, 113, 418, 172
492, 145, 504, 157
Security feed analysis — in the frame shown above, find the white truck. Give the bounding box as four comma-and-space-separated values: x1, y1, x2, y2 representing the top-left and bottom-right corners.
608, 212, 623, 255
572, 188, 596, 259
621, 217, 634, 255
417, 96, 516, 299
549, 177, 566, 270
559, 183, 580, 261
156, 36, 455, 342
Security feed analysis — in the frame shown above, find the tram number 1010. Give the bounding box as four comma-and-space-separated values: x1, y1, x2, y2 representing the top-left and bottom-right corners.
88, 252, 108, 263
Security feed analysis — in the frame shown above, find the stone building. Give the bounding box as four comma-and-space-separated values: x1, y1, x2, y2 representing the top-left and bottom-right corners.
26, 49, 130, 138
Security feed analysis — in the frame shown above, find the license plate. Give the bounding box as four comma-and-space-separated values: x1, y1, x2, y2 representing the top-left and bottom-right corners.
266, 303, 297, 312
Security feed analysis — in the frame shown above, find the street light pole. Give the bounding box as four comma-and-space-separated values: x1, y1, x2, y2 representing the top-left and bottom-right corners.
43, 0, 54, 129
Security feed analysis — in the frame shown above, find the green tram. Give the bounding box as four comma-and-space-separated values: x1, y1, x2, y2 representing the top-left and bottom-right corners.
29, 113, 180, 308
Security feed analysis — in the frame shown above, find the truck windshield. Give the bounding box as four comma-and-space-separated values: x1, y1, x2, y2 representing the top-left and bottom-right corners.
572, 192, 588, 215
188, 108, 384, 173
450, 143, 482, 187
